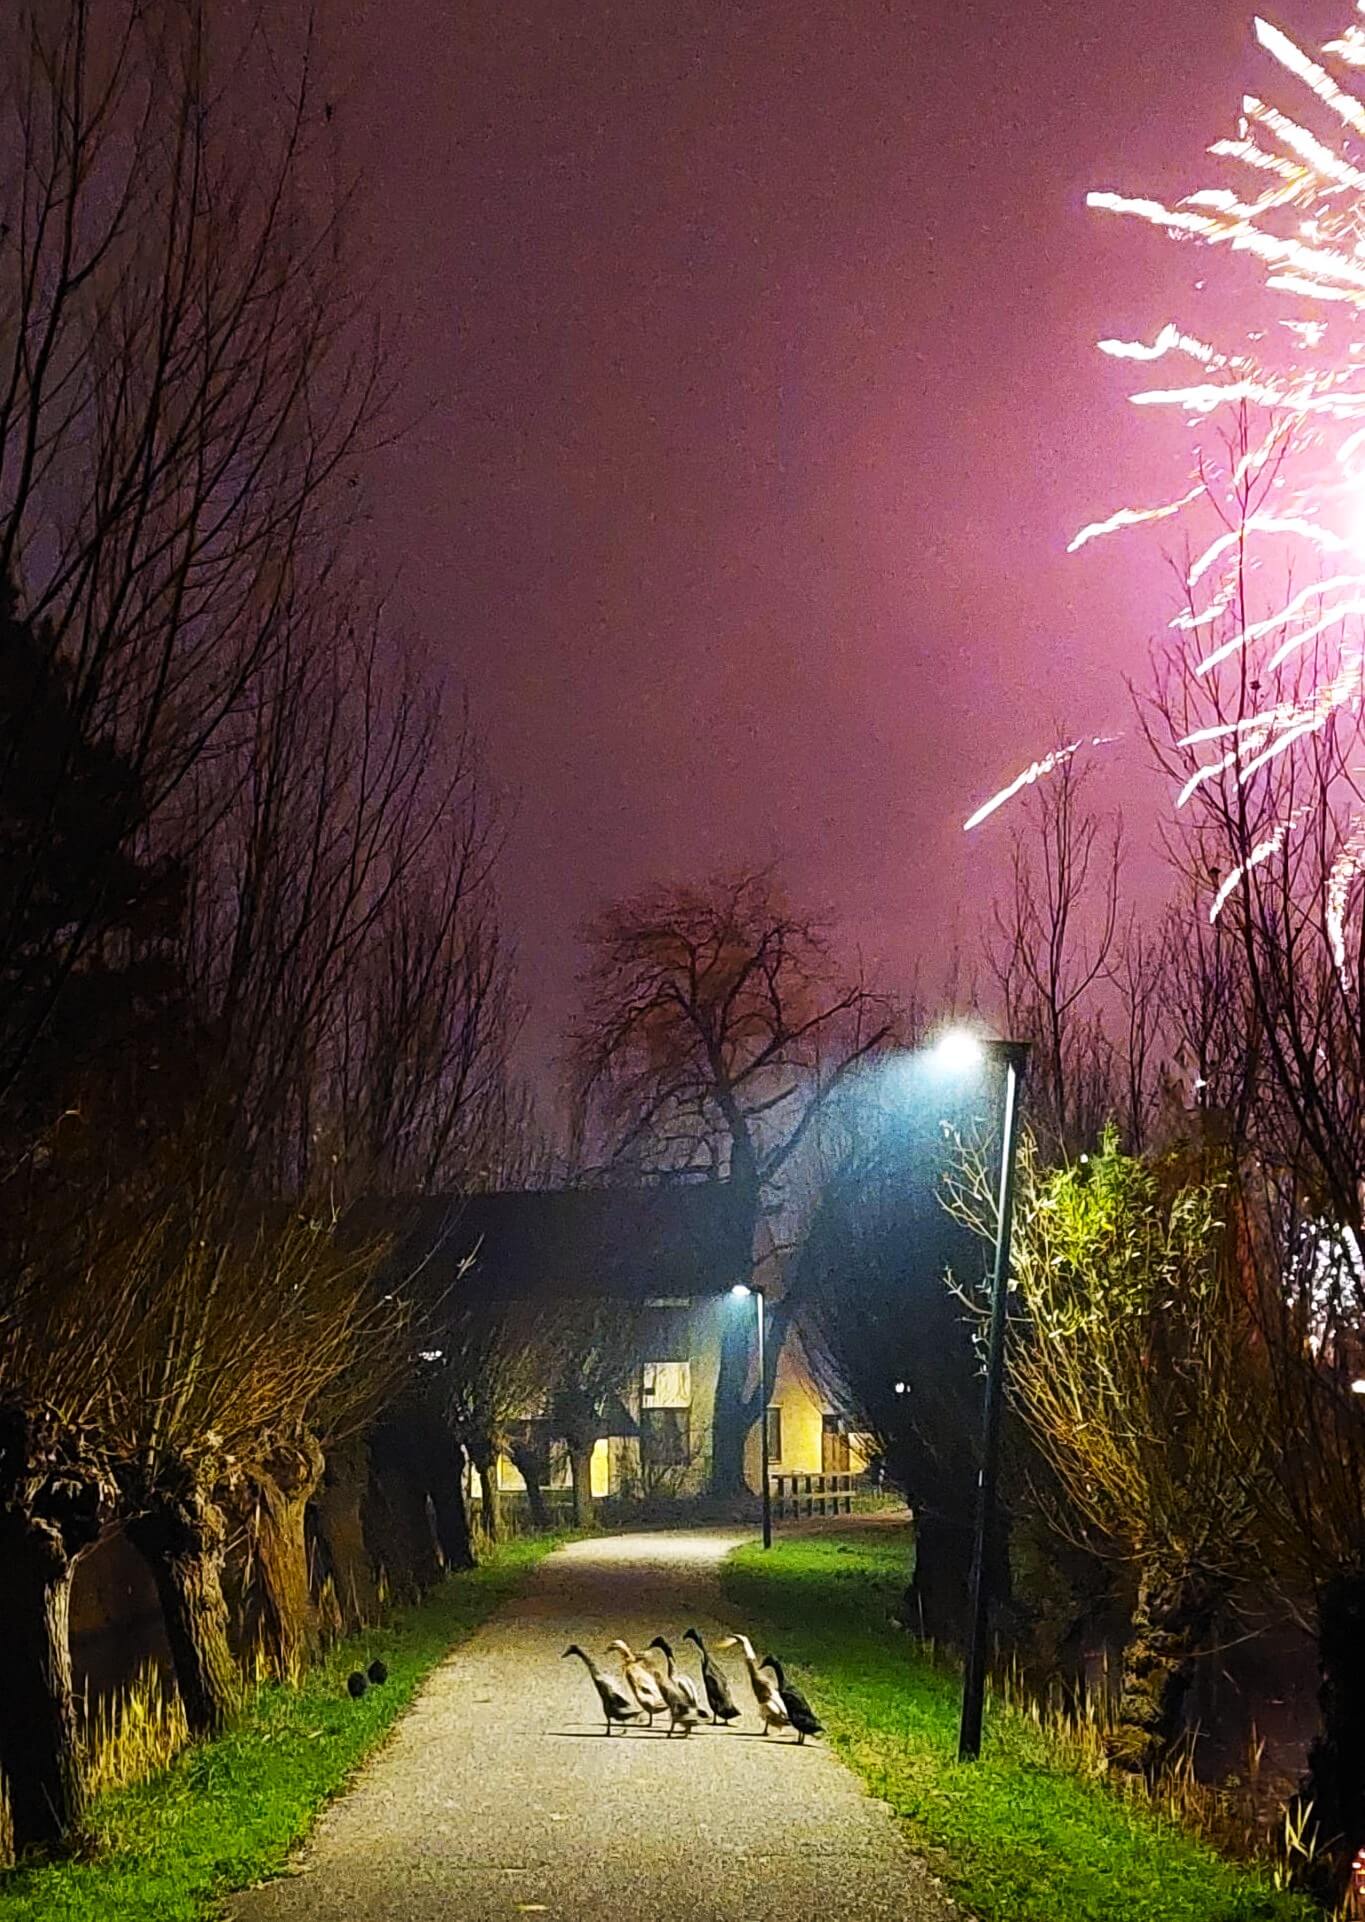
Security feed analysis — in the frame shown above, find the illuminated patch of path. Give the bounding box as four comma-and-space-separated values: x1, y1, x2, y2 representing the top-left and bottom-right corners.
229, 1527, 958, 1922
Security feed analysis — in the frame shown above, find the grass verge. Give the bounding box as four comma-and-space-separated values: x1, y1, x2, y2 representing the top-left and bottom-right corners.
0, 1535, 558, 1922
723, 1526, 1318, 1922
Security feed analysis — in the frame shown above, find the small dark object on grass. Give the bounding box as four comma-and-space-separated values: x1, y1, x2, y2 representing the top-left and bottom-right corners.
346, 1671, 369, 1700
367, 1659, 389, 1685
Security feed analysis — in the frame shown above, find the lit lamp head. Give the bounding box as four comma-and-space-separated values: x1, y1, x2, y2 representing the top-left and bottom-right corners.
729, 1283, 753, 1299
933, 1027, 985, 1075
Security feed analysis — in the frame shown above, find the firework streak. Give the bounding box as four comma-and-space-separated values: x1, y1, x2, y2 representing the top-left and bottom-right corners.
967, 7, 1365, 934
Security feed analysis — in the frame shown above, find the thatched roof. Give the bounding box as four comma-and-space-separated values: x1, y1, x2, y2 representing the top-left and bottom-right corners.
363, 1180, 750, 1307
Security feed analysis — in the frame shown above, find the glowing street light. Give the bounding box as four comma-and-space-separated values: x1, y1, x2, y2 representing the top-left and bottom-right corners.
932, 1026, 986, 1075
731, 1283, 772, 1550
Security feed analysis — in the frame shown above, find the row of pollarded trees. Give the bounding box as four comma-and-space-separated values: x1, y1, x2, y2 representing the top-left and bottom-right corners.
0, 0, 526, 1856
801, 719, 1365, 1898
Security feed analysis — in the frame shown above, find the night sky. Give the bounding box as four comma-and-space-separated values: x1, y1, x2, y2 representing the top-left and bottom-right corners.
329, 0, 1347, 1071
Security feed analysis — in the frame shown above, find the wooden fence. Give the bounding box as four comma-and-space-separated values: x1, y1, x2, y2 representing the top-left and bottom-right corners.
769, 1471, 858, 1519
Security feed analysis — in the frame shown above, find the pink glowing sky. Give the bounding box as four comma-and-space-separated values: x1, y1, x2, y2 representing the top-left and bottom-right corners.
326, 0, 1348, 1072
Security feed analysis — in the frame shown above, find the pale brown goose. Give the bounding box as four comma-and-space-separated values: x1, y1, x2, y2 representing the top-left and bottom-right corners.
647, 1636, 706, 1721
718, 1631, 790, 1735
606, 1639, 674, 1730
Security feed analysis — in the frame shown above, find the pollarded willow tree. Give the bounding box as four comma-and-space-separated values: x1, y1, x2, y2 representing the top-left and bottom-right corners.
0, 1235, 125, 1852
0, 0, 520, 1856
949, 1130, 1268, 1773
572, 870, 895, 1496
441, 1294, 565, 1542
108, 1189, 407, 1709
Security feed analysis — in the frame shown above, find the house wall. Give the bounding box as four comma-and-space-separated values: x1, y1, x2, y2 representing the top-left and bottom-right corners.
744, 1332, 825, 1483
487, 1293, 852, 1501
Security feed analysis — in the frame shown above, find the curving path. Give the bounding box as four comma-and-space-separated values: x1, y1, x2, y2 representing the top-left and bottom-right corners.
229, 1527, 957, 1922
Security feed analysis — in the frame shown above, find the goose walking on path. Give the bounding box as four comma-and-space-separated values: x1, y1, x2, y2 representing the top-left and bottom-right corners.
610, 1638, 695, 1735
718, 1632, 790, 1736
562, 1645, 641, 1734
606, 1639, 675, 1731
682, 1626, 741, 1724
760, 1655, 823, 1744
647, 1636, 707, 1721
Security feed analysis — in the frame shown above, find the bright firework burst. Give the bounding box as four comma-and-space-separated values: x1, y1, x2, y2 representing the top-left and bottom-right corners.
969, 7, 1365, 934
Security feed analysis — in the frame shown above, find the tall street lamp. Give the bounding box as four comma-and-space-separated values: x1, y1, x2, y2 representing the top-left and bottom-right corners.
934, 1029, 1030, 1764
730, 1282, 772, 1549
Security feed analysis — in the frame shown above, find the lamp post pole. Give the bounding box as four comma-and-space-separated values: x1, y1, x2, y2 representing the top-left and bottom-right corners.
957, 1038, 1029, 1763
756, 1285, 772, 1550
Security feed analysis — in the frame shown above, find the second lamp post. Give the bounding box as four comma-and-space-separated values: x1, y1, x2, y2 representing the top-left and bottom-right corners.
730, 1282, 772, 1549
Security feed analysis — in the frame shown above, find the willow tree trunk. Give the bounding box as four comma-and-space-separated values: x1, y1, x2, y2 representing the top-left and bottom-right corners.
0, 1404, 110, 1855
366, 1421, 443, 1598
403, 1406, 472, 1568
569, 1443, 595, 1528
127, 1484, 239, 1735
250, 1436, 325, 1681
311, 1437, 378, 1633
902, 1508, 976, 1647
1303, 1569, 1365, 1882
0, 1526, 85, 1855
405, 1404, 473, 1574
428, 1465, 475, 1573
472, 1450, 502, 1543
1109, 1563, 1221, 1775
507, 1437, 550, 1530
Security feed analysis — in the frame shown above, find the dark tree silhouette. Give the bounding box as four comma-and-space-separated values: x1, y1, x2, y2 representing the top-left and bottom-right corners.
572, 871, 894, 1496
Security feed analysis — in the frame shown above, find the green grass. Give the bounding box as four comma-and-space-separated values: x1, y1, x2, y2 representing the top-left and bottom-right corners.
0, 1536, 558, 1922
723, 1527, 1319, 1922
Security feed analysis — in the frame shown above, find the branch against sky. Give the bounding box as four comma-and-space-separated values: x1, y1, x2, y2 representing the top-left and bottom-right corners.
570, 867, 897, 1198
985, 756, 1123, 1156
0, 0, 382, 1113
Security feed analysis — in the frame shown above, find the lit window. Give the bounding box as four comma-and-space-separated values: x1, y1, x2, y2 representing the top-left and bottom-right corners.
642, 1361, 691, 1408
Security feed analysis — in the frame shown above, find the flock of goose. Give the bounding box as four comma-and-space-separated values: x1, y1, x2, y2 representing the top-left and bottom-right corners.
563, 1628, 823, 1743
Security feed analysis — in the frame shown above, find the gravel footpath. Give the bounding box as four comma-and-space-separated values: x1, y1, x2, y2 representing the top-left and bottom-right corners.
228, 1527, 959, 1922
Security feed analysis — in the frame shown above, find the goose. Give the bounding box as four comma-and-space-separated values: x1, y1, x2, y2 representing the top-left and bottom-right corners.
647, 1636, 707, 1721
563, 1644, 641, 1734
718, 1632, 790, 1735
760, 1655, 822, 1744
606, 1638, 672, 1731
682, 1626, 741, 1724
610, 1638, 695, 1735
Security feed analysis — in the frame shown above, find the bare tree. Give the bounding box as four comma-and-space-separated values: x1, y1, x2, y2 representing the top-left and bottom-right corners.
985, 759, 1123, 1154
572, 870, 895, 1495
1136, 426, 1365, 1882
0, 0, 378, 1118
